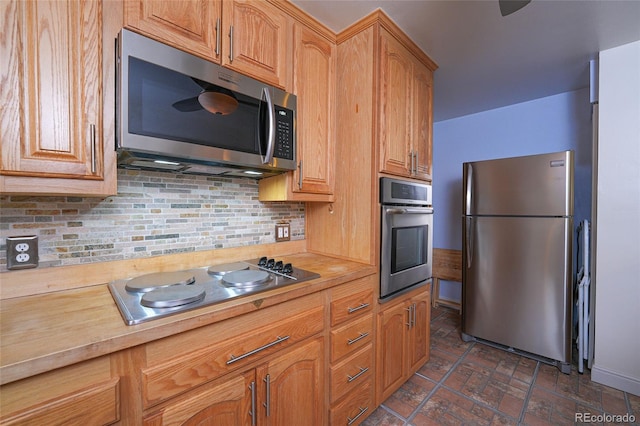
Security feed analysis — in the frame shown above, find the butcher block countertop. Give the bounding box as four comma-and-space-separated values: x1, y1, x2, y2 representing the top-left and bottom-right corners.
0, 245, 376, 385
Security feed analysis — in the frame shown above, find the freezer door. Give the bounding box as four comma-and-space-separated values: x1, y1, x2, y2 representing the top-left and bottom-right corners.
463, 151, 573, 217
462, 216, 573, 363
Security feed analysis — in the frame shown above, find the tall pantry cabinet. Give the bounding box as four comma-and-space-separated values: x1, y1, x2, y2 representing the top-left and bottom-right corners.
306, 9, 437, 407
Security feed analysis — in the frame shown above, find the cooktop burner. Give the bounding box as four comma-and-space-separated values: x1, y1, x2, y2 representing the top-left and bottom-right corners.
221, 270, 271, 288
108, 257, 320, 325
125, 271, 196, 293
141, 284, 206, 308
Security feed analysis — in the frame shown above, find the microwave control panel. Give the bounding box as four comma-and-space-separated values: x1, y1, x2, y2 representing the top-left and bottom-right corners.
274, 106, 294, 160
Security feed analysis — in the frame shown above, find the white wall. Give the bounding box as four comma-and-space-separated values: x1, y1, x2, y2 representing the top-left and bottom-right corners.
592, 40, 640, 396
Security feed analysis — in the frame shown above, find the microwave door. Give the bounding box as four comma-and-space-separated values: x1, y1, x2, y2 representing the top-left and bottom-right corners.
258, 88, 275, 164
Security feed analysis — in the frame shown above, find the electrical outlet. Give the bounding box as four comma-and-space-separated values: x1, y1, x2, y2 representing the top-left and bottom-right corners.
275, 223, 290, 242
6, 235, 39, 270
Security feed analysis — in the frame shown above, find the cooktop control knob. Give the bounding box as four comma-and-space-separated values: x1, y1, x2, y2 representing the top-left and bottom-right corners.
266, 258, 275, 269
283, 263, 293, 274
274, 260, 284, 272
258, 256, 268, 267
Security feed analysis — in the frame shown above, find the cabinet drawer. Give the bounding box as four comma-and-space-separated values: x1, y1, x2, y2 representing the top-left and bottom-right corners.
1, 378, 120, 426
329, 379, 374, 426
142, 305, 324, 407
330, 314, 373, 362
330, 344, 373, 403
0, 356, 118, 425
331, 285, 374, 327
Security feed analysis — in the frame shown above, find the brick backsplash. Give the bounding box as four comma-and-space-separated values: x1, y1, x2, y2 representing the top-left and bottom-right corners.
0, 170, 305, 271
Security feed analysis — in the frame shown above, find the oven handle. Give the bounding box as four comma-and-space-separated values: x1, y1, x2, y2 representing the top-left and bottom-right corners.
385, 207, 433, 215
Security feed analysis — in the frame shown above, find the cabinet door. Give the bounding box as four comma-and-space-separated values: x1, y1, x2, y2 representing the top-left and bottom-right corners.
407, 292, 431, 374
1, 0, 102, 180
124, 0, 222, 62
222, 0, 290, 88
143, 371, 253, 426
376, 302, 409, 403
292, 23, 335, 195
378, 29, 412, 177
412, 60, 433, 181
257, 337, 324, 426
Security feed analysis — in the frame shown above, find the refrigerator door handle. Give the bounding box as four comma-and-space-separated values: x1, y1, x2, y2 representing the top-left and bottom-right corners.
465, 164, 473, 215
465, 217, 474, 269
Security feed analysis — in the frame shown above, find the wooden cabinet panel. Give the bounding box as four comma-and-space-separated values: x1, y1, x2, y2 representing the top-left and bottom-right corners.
327, 275, 376, 424
0, 0, 117, 195
1, 379, 120, 426
412, 60, 434, 181
377, 300, 408, 401
376, 284, 431, 404
378, 28, 412, 177
292, 23, 335, 195
330, 315, 373, 362
330, 287, 373, 327
257, 337, 324, 426
407, 290, 431, 373
329, 379, 373, 426
258, 20, 336, 202
125, 0, 289, 88
142, 305, 324, 407
124, 0, 221, 61
330, 344, 373, 403
0, 356, 119, 426
143, 372, 252, 426
222, 0, 290, 88
0, 0, 118, 196
377, 27, 435, 182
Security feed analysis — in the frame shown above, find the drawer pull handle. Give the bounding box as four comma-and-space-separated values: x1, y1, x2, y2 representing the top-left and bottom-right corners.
347, 332, 369, 345
347, 406, 369, 425
227, 335, 290, 365
347, 366, 369, 383
347, 303, 370, 314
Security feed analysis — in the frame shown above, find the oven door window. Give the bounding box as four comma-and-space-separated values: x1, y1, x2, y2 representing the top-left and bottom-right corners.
128, 57, 262, 154
391, 225, 429, 273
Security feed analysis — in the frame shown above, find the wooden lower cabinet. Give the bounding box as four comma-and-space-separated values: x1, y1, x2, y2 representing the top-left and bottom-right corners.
144, 337, 324, 426
376, 284, 431, 404
0, 356, 120, 425
143, 372, 252, 425
328, 276, 376, 425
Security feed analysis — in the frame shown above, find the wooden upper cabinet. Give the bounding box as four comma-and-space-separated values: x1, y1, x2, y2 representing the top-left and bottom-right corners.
0, 0, 116, 195
379, 28, 413, 178
412, 60, 434, 181
124, 0, 221, 61
378, 28, 435, 182
258, 22, 335, 202
124, 0, 289, 88
221, 0, 290, 88
292, 24, 335, 196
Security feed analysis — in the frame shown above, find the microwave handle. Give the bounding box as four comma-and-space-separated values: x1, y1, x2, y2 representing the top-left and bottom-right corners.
261, 87, 275, 164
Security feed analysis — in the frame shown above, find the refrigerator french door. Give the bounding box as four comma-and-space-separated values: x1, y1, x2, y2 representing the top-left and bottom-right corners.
461, 151, 574, 373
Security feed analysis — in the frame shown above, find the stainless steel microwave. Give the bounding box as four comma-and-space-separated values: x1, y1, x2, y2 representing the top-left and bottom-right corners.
116, 29, 297, 178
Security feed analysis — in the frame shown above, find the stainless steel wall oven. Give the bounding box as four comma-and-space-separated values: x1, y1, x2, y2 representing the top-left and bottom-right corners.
380, 177, 433, 300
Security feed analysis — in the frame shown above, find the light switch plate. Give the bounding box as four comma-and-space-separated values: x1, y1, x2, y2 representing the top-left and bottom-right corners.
6, 235, 39, 270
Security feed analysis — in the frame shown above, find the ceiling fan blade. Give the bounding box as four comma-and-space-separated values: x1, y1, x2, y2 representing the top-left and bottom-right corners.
499, 0, 531, 16
172, 97, 202, 112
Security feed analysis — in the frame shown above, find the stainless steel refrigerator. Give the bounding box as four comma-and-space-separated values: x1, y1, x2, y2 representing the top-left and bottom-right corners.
461, 151, 574, 374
